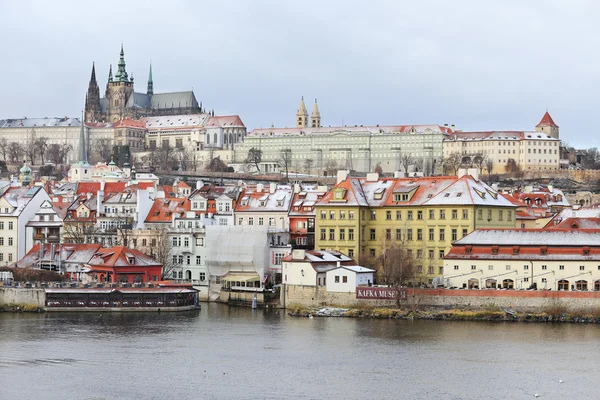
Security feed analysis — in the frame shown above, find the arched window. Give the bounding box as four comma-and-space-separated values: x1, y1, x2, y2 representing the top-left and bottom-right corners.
214, 133, 218, 144
576, 280, 588, 291
224, 134, 227, 144
502, 279, 514, 289
206, 134, 210, 144
119, 275, 128, 283
558, 279, 569, 291
229, 132, 233, 144
133, 275, 143, 283
485, 279, 497, 289
595, 280, 600, 291
468, 278, 479, 289
186, 270, 192, 280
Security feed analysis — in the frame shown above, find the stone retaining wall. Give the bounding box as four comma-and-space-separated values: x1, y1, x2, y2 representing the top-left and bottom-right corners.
0, 288, 46, 307
282, 285, 600, 312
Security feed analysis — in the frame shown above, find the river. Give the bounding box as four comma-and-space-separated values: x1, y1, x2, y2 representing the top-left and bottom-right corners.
0, 304, 598, 400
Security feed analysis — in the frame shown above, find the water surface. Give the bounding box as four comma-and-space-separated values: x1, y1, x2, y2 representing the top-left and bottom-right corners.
0, 304, 598, 399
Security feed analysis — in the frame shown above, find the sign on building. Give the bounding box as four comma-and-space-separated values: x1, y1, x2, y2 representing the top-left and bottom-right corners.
356, 287, 407, 300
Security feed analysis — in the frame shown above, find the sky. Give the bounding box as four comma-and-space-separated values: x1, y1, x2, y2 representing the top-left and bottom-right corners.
1, 0, 599, 147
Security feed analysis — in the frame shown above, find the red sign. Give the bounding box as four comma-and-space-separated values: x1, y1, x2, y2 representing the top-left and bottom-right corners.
356, 287, 407, 300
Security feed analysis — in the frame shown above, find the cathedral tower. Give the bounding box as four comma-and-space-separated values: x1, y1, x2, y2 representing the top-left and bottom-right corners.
310, 98, 321, 128
296, 96, 308, 128
147, 63, 154, 96
106, 44, 134, 123
84, 63, 102, 122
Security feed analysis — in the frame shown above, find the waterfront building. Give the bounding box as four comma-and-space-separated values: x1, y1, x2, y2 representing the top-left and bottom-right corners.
0, 185, 51, 263
288, 184, 328, 250
442, 112, 561, 175
18, 243, 162, 283
234, 183, 293, 281
444, 229, 600, 291
25, 200, 64, 254
314, 169, 516, 284
84, 46, 203, 123
282, 249, 374, 292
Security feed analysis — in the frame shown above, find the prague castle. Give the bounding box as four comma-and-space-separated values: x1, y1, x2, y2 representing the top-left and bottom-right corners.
85, 45, 204, 123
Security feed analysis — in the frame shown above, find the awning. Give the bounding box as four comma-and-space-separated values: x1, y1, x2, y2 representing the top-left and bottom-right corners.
222, 272, 261, 282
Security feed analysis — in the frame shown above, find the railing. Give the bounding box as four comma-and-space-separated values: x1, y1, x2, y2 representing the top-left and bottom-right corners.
46, 300, 194, 308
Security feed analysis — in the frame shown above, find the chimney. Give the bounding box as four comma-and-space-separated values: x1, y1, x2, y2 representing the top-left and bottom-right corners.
87, 192, 91, 200
100, 180, 106, 191
451, 124, 455, 131
256, 183, 264, 193
336, 261, 341, 268
467, 168, 479, 181
336, 170, 348, 184
294, 184, 301, 193
270, 182, 277, 194
196, 180, 204, 190
366, 173, 379, 182
444, 123, 448, 127
457, 168, 467, 179
548, 184, 553, 193
292, 249, 306, 260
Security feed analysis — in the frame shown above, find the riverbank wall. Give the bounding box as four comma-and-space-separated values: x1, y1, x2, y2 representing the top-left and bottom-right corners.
282, 285, 600, 312
0, 288, 45, 307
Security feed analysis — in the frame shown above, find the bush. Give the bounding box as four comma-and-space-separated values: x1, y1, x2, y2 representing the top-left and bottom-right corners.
0, 267, 65, 282
543, 302, 568, 317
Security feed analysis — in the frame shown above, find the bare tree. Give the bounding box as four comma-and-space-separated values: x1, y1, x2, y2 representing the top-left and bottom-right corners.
303, 158, 314, 176
485, 157, 494, 180
7, 142, 23, 163
413, 159, 423, 173
442, 152, 462, 176
184, 148, 200, 172
376, 227, 417, 306
23, 129, 37, 165
93, 138, 113, 163
324, 159, 338, 176
0, 139, 8, 161
473, 152, 486, 172
47, 143, 73, 165
147, 228, 177, 280
401, 154, 413, 173
35, 137, 49, 165
374, 162, 383, 175
151, 143, 176, 171
505, 158, 521, 178
63, 221, 99, 244
279, 149, 292, 180
206, 156, 227, 172
246, 147, 262, 173
423, 159, 432, 176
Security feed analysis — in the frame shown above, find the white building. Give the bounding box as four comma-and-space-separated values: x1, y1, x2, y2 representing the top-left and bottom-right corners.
282, 249, 372, 291
444, 229, 600, 291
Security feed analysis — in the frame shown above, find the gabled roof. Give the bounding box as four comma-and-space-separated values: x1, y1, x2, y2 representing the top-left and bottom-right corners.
145, 198, 190, 223
317, 178, 368, 207
455, 228, 600, 246
76, 182, 128, 195
91, 246, 161, 267
235, 185, 293, 212
536, 111, 558, 127
205, 115, 245, 128
114, 118, 146, 129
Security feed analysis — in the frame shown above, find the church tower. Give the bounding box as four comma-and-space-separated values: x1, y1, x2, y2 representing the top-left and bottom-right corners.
535, 111, 559, 139
310, 99, 321, 128
84, 63, 102, 122
147, 63, 154, 96
106, 44, 134, 123
296, 97, 308, 128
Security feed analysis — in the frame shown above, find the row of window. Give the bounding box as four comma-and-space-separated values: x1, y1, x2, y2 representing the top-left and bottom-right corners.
238, 216, 284, 226
455, 264, 600, 271
320, 227, 468, 242
0, 253, 12, 262
0, 222, 14, 230
319, 208, 512, 222
0, 237, 14, 246
172, 255, 204, 266
171, 237, 204, 247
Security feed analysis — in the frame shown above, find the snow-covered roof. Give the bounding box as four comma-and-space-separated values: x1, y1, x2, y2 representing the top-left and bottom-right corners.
248, 124, 454, 138
456, 229, 600, 246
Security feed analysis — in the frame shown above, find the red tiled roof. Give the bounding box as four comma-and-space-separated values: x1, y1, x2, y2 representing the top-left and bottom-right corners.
76, 182, 128, 195
205, 115, 245, 127
145, 198, 190, 223
114, 118, 146, 129
92, 246, 161, 267
536, 111, 558, 127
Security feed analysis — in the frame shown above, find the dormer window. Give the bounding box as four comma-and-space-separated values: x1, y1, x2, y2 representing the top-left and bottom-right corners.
492, 246, 499, 255
513, 246, 520, 255
540, 246, 547, 255
128, 256, 135, 264
465, 245, 472, 255
583, 246, 590, 256
334, 191, 343, 200
373, 188, 385, 200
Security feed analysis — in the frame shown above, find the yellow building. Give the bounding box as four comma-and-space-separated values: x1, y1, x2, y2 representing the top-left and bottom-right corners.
315, 170, 517, 284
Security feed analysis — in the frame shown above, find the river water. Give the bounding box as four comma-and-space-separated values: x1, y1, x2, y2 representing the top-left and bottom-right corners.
0, 304, 598, 400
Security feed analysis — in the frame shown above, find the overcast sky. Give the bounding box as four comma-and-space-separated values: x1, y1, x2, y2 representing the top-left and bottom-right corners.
1, 0, 598, 147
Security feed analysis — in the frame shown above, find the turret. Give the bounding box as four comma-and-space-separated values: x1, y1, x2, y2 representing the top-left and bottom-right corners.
535, 111, 559, 139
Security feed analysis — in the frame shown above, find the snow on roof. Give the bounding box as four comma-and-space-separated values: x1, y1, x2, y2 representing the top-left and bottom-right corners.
456, 229, 600, 246
247, 124, 453, 138
143, 114, 209, 130
0, 117, 81, 128
235, 185, 293, 213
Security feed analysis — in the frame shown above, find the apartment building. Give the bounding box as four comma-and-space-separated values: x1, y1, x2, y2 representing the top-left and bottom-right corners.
314, 170, 516, 283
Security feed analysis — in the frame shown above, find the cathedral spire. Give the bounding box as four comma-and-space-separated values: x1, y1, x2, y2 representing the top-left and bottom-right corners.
115, 44, 128, 82
147, 62, 154, 95
90, 62, 97, 85
108, 64, 113, 82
